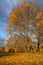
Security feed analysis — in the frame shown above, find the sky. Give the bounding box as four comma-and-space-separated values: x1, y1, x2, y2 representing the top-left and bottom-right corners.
0, 0, 43, 40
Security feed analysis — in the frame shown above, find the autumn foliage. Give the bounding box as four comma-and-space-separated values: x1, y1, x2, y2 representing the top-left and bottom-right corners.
6, 2, 43, 52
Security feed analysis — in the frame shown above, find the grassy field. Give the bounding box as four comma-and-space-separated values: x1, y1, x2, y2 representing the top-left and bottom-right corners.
0, 53, 43, 65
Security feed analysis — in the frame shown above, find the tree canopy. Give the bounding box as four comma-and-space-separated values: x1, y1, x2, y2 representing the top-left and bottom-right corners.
7, 2, 43, 51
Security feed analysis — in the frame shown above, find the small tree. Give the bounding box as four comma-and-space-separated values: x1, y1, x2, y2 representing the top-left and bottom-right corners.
5, 45, 9, 52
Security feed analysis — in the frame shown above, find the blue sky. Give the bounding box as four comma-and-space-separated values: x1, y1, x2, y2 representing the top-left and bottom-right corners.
0, 0, 23, 39
0, 0, 43, 39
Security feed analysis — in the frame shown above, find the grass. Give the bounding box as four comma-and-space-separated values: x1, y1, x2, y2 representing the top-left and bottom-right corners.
0, 52, 20, 57
0, 53, 43, 65
0, 52, 14, 57
0, 62, 43, 65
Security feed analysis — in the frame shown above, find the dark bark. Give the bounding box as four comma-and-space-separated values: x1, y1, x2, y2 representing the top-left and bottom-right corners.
37, 41, 40, 51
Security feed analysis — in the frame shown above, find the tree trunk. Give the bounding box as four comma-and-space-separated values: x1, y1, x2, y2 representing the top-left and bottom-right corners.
37, 42, 40, 51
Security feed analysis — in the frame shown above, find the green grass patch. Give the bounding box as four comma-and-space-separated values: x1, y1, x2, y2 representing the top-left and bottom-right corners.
0, 52, 24, 57
0, 52, 14, 57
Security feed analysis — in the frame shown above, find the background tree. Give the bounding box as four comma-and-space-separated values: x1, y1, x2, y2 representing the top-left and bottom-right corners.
36, 11, 43, 51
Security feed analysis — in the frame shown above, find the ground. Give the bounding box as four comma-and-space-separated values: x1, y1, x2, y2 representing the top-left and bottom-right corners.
0, 53, 43, 65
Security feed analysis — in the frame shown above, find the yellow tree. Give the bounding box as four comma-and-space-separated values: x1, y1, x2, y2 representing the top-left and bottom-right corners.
36, 11, 43, 51
7, 2, 32, 49
7, 2, 43, 52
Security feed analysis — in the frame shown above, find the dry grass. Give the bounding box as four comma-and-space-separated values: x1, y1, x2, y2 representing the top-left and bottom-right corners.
0, 53, 43, 65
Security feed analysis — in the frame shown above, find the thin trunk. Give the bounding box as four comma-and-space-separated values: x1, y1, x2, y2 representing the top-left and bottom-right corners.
37, 40, 40, 51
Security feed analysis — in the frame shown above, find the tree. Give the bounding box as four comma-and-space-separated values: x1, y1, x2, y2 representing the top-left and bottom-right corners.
7, 2, 43, 52
5, 46, 9, 52
36, 11, 43, 51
